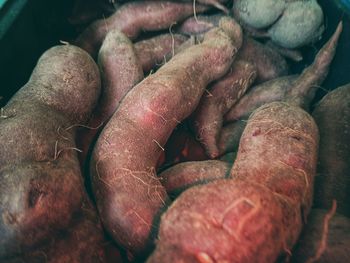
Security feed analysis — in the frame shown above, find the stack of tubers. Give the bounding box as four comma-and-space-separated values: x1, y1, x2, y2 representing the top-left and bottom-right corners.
1, 0, 349, 262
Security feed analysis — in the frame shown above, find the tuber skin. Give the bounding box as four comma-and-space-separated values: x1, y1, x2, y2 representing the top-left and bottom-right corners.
178, 14, 224, 36
0, 45, 102, 259
159, 160, 231, 197
237, 37, 289, 84
192, 59, 255, 158
75, 1, 209, 57
77, 29, 144, 168
291, 208, 350, 263
6, 207, 112, 263
148, 179, 301, 263
134, 33, 188, 73
312, 84, 350, 217
179, 15, 290, 84
90, 17, 242, 257
220, 22, 343, 154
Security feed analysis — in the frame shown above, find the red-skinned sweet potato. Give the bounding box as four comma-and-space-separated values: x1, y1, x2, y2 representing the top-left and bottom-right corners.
134, 33, 188, 73
160, 160, 230, 196
312, 84, 350, 217
77, 29, 144, 167
90, 17, 242, 257
0, 45, 102, 259
191, 59, 255, 158
75, 1, 209, 57
220, 22, 342, 153
291, 208, 350, 263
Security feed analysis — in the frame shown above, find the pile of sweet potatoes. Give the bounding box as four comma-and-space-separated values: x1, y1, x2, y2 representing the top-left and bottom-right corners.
1, 0, 349, 262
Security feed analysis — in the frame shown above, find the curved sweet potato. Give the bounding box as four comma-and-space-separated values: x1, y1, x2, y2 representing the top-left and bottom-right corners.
0, 45, 101, 259
90, 17, 242, 257
134, 33, 188, 73
77, 29, 144, 167
160, 160, 230, 196
192, 59, 255, 158
75, 1, 209, 57
312, 84, 350, 217
292, 208, 350, 263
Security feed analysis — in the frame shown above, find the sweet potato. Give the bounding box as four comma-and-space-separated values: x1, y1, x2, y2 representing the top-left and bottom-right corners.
0, 45, 102, 259
217, 120, 246, 154
220, 22, 342, 153
7, 207, 112, 263
149, 57, 330, 262
292, 208, 350, 263
178, 14, 224, 36
147, 179, 299, 263
312, 84, 350, 217
180, 15, 289, 84
134, 33, 188, 73
77, 29, 144, 167
160, 160, 230, 196
90, 17, 241, 257
75, 1, 209, 57
237, 37, 289, 83
192, 59, 255, 158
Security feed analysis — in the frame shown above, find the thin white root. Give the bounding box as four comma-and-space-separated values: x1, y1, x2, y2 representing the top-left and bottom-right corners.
306, 200, 337, 263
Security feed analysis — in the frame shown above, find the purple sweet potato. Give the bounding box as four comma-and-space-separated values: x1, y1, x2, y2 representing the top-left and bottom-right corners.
75, 1, 209, 57
160, 160, 230, 196
312, 84, 350, 217
90, 17, 241, 256
192, 59, 255, 158
292, 207, 350, 263
77, 29, 144, 167
0, 45, 102, 258
134, 33, 188, 73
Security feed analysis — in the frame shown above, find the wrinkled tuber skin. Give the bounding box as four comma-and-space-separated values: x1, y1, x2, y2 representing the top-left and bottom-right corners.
148, 179, 293, 263
90, 17, 241, 257
268, 0, 324, 48
179, 15, 290, 84
0, 46, 101, 259
218, 120, 247, 155
237, 37, 289, 83
178, 14, 224, 36
75, 1, 209, 57
291, 209, 350, 263
192, 59, 255, 158
134, 33, 188, 73
224, 75, 297, 122
221, 22, 342, 154
160, 160, 231, 196
77, 29, 144, 167
312, 84, 350, 217
230, 102, 319, 260
6, 207, 111, 263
